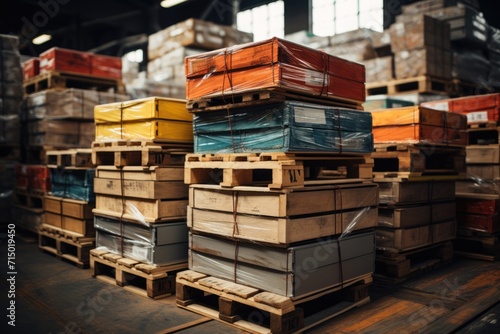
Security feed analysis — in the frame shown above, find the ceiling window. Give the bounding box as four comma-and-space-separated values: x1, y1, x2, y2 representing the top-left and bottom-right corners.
237, 1, 284, 41
312, 0, 383, 36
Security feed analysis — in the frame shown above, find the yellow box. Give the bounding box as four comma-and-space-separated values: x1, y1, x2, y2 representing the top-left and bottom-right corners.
94, 97, 192, 123
95, 119, 193, 142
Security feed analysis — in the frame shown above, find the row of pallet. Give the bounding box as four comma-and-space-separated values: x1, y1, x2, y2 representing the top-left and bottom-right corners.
8, 33, 500, 334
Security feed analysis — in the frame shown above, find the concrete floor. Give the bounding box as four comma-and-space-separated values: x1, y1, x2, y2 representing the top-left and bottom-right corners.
1, 228, 499, 334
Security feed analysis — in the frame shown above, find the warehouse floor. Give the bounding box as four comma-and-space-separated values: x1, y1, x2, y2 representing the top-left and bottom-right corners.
1, 229, 499, 334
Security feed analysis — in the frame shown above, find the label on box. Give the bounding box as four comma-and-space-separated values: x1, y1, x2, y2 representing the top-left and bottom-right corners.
467, 111, 488, 122
427, 101, 449, 111
294, 107, 327, 125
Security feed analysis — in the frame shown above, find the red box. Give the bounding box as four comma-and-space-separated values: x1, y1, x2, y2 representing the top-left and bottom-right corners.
27, 165, 51, 193
22, 57, 39, 81
457, 213, 500, 234
40, 47, 90, 75
456, 198, 500, 215
90, 54, 122, 80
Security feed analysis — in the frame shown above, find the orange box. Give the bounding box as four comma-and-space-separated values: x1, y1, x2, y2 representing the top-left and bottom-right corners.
185, 37, 366, 103
40, 47, 90, 75
186, 63, 365, 103
422, 93, 500, 123
22, 57, 39, 81
90, 54, 122, 80
371, 106, 468, 145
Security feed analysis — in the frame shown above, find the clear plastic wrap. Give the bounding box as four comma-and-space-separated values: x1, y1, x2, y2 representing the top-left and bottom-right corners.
49, 168, 94, 202
456, 176, 500, 196
147, 18, 252, 61
26, 89, 129, 120
0, 96, 22, 116
146, 47, 203, 82
0, 34, 19, 54
188, 183, 379, 245
193, 101, 372, 153
456, 196, 500, 233
93, 97, 193, 142
364, 96, 414, 110
188, 230, 375, 298
125, 76, 186, 100
284, 30, 330, 49
96, 228, 188, 266
184, 37, 366, 103
370, 106, 468, 145
378, 201, 456, 228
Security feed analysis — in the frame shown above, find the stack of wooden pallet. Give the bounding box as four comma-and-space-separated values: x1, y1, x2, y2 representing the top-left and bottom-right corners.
0, 34, 22, 225
424, 93, 500, 260
370, 105, 468, 283
176, 39, 379, 333
38, 149, 95, 268
12, 164, 49, 233
89, 97, 192, 299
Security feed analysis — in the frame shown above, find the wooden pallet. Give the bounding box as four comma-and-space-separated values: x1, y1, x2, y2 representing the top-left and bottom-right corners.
450, 79, 497, 98
176, 270, 372, 334
90, 249, 187, 299
23, 70, 125, 94
185, 152, 373, 189
39, 223, 93, 242
372, 143, 465, 173
38, 228, 95, 269
366, 76, 451, 96
46, 148, 93, 168
375, 241, 454, 284
186, 88, 363, 113
91, 140, 190, 167
454, 229, 500, 261
13, 188, 45, 209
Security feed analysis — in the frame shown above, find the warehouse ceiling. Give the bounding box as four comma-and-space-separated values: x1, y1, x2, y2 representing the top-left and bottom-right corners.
1, 0, 499, 57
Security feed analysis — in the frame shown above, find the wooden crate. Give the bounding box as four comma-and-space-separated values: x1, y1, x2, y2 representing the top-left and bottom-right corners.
454, 229, 500, 261
188, 182, 378, 244
94, 195, 187, 223
377, 180, 455, 205
378, 201, 456, 228
46, 148, 93, 168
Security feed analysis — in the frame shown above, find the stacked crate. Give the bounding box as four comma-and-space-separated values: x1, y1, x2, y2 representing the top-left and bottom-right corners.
423, 93, 500, 260
89, 97, 192, 299
144, 18, 253, 100
176, 38, 379, 333
369, 105, 467, 283
0, 35, 22, 226
39, 149, 96, 268
17, 48, 128, 238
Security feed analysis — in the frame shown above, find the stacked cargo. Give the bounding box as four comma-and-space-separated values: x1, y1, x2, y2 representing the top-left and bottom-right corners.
370, 105, 467, 282
89, 97, 192, 299
39, 149, 96, 268
0, 35, 22, 227
143, 18, 253, 100
423, 93, 500, 260
176, 38, 378, 333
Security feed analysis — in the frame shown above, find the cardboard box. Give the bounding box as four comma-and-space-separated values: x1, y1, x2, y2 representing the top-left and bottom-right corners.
90, 54, 122, 80
40, 47, 90, 75
22, 57, 39, 81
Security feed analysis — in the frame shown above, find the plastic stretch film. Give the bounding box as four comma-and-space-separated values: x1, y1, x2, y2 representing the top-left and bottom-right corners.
93, 97, 193, 142
49, 168, 94, 202
184, 37, 366, 103
188, 229, 375, 298
193, 101, 373, 153
371, 106, 468, 145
